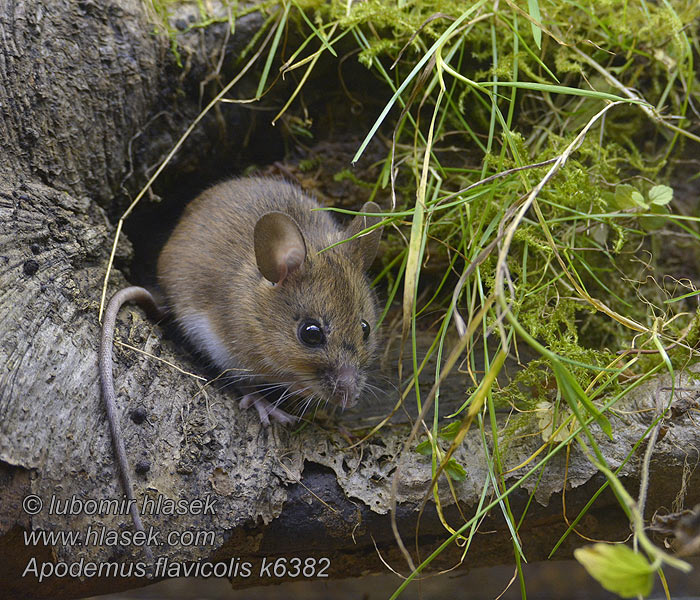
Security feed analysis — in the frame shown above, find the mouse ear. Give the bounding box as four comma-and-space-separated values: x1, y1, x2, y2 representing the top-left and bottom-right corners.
344, 201, 383, 271
254, 212, 307, 284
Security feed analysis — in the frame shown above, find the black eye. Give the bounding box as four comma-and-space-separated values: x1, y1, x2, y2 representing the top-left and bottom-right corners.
361, 319, 371, 341
298, 320, 325, 347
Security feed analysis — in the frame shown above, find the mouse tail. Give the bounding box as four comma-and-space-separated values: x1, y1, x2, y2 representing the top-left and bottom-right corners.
99, 286, 163, 567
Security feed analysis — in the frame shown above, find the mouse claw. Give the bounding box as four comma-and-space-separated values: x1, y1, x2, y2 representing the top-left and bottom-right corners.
240, 393, 297, 427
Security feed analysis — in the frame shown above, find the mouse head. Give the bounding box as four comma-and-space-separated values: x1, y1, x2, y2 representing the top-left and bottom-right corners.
252, 202, 382, 411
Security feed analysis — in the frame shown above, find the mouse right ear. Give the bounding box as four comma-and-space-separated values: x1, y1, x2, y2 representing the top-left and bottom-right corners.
344, 201, 383, 271
254, 212, 307, 284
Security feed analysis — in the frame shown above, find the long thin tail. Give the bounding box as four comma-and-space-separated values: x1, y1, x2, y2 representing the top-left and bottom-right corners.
99, 286, 163, 566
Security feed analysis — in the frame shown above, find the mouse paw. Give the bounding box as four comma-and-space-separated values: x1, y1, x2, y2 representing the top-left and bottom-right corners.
240, 393, 297, 427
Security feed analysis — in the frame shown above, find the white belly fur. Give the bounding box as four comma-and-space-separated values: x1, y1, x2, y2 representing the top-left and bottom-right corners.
178, 312, 242, 375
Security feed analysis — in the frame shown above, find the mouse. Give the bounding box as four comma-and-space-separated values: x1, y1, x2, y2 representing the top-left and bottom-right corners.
158, 176, 383, 422
99, 176, 383, 559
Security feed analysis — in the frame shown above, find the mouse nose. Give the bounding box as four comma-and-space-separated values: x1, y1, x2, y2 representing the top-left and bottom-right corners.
335, 364, 359, 408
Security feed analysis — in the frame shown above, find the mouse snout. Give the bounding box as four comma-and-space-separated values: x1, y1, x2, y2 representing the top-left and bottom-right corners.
334, 364, 360, 409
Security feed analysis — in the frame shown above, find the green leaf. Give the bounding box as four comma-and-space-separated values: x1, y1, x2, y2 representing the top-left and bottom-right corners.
588, 222, 608, 246
415, 440, 433, 456
639, 204, 670, 231
647, 185, 673, 206
574, 544, 655, 598
438, 421, 462, 441
613, 184, 647, 210
444, 459, 467, 481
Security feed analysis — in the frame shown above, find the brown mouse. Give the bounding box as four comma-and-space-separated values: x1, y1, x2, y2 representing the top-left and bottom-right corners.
99, 176, 383, 558
157, 176, 383, 422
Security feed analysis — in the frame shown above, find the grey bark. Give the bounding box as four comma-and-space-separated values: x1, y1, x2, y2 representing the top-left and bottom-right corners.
0, 2, 698, 599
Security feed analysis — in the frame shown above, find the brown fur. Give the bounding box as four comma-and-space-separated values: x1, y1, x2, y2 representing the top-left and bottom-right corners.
157, 177, 381, 409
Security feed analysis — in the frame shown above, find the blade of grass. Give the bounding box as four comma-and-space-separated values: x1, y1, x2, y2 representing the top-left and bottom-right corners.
255, 1, 290, 98
552, 360, 612, 439
352, 0, 489, 164
527, 0, 542, 49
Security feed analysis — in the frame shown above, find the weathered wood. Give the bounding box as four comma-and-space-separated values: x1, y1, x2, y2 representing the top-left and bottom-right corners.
0, 2, 698, 599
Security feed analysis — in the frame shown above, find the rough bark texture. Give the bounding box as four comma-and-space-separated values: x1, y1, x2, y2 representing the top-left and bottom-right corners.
0, 2, 698, 599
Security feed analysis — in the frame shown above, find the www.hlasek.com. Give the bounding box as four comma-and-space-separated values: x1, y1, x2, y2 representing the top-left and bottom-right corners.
21, 493, 330, 582
22, 492, 218, 549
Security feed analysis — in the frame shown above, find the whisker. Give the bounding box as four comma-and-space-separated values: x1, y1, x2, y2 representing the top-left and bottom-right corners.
299, 397, 315, 419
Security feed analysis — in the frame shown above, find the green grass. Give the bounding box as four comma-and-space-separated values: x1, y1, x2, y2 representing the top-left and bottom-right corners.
140, 1, 700, 597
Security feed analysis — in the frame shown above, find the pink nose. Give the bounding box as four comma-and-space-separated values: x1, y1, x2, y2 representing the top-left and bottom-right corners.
335, 365, 359, 407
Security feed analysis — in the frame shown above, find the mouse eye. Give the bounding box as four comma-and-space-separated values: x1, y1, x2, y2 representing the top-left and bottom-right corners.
298, 320, 325, 347
361, 319, 371, 341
